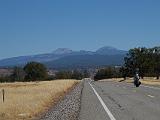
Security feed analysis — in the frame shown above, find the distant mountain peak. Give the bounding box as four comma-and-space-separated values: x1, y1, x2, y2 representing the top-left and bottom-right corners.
53, 48, 73, 55
96, 46, 127, 55
97, 46, 117, 51
0, 46, 127, 67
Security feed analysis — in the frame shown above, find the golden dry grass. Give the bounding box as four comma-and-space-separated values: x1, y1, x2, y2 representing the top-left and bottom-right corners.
123, 77, 160, 86
139, 78, 160, 86
0, 80, 78, 120
100, 77, 160, 86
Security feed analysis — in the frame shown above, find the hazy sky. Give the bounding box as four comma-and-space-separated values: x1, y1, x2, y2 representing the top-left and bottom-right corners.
0, 0, 160, 59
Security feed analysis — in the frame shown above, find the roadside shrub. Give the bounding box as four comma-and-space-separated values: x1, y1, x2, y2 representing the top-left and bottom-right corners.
0, 76, 11, 83
94, 67, 121, 81
10, 67, 25, 82
55, 70, 88, 80
24, 62, 48, 81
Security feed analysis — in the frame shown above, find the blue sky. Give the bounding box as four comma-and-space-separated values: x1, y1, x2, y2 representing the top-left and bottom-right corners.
0, 0, 160, 59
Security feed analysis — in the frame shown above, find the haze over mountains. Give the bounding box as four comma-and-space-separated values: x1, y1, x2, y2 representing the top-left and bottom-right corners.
0, 46, 127, 69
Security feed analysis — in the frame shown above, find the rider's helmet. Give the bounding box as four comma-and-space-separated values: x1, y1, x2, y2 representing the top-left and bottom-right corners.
134, 68, 140, 80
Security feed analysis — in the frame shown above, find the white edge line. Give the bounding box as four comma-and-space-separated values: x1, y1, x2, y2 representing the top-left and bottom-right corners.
89, 82, 116, 120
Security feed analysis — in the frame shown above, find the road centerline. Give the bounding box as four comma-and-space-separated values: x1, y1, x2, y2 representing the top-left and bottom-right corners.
88, 82, 116, 120
147, 95, 155, 98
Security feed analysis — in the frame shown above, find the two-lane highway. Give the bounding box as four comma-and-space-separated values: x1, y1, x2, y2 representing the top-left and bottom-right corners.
79, 80, 160, 120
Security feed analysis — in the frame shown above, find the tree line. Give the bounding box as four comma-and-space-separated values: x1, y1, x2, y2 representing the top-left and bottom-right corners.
94, 67, 121, 80
0, 62, 90, 82
55, 70, 89, 80
94, 46, 160, 80
122, 46, 160, 79
0, 62, 48, 82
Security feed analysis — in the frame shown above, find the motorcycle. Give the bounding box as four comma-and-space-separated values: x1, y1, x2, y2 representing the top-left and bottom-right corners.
134, 73, 141, 87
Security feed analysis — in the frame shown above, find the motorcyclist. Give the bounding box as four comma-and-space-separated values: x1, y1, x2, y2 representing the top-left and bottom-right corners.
134, 71, 141, 87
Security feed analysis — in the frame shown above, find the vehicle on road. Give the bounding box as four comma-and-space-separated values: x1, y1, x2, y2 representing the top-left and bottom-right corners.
134, 73, 141, 87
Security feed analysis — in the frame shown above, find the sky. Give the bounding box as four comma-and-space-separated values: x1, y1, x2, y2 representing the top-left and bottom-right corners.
0, 0, 160, 59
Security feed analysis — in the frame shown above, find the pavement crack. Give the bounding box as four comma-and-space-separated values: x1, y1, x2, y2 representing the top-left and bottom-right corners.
99, 92, 125, 111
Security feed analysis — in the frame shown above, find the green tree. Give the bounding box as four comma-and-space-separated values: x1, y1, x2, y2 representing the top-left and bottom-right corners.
123, 46, 160, 79
83, 70, 90, 78
24, 62, 48, 81
55, 70, 86, 80
11, 67, 25, 82
124, 47, 148, 78
72, 70, 83, 80
119, 66, 128, 80
94, 67, 116, 80
55, 71, 72, 79
152, 47, 160, 79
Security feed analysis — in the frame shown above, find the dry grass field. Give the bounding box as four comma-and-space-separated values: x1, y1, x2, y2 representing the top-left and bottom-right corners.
0, 80, 78, 120
100, 77, 160, 86
123, 77, 160, 86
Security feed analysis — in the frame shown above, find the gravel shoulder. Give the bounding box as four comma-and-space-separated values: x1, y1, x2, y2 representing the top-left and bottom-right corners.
39, 81, 84, 120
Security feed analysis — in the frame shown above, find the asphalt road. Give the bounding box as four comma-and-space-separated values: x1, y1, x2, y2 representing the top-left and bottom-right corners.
79, 79, 160, 120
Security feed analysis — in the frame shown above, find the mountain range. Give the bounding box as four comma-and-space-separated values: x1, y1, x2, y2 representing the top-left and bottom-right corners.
0, 46, 127, 69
